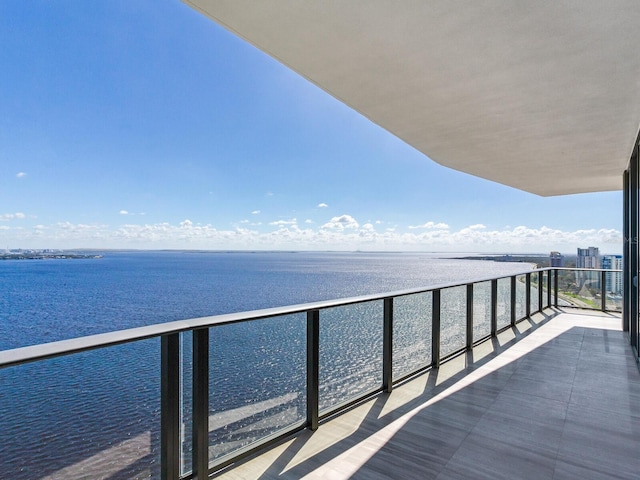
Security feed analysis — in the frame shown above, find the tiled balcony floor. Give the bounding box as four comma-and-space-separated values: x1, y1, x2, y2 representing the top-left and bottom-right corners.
215, 308, 640, 479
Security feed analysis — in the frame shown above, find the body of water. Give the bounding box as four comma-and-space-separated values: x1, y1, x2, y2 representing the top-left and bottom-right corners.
0, 251, 533, 479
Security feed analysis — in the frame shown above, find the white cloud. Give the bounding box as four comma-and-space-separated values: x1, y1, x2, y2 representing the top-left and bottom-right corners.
239, 219, 262, 227
0, 219, 622, 253
269, 218, 297, 227
1, 212, 26, 221
317, 203, 328, 208
16, 172, 27, 179
305, 219, 314, 224
120, 210, 129, 215
321, 214, 359, 230
408, 221, 450, 230
251, 210, 261, 215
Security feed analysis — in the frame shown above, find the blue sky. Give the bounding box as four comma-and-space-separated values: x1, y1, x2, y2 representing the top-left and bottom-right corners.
0, 1, 622, 253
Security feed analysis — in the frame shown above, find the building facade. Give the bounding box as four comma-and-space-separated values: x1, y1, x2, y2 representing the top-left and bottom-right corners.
602, 254, 624, 295
550, 251, 564, 267
577, 247, 600, 269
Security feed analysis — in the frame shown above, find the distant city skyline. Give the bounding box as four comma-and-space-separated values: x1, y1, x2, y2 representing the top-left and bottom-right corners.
0, 2, 622, 253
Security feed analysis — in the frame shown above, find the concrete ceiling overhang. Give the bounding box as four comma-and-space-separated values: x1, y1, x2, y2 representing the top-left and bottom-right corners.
184, 1, 640, 196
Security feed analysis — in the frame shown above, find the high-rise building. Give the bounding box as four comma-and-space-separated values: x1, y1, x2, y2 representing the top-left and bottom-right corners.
602, 254, 623, 294
577, 247, 600, 268
576, 247, 601, 289
549, 251, 564, 267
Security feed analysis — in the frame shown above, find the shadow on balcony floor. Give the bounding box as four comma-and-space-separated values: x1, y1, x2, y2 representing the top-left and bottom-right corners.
215, 308, 640, 480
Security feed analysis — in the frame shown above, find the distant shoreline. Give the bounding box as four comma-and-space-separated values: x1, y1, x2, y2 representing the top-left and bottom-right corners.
0, 253, 103, 261
452, 254, 550, 268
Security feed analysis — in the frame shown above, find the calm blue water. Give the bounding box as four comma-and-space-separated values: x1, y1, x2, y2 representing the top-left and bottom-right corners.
0, 251, 533, 479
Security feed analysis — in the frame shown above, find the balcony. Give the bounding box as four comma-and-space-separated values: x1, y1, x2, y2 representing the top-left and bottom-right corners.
215, 308, 637, 480
1, 267, 636, 479
3, 3, 639, 478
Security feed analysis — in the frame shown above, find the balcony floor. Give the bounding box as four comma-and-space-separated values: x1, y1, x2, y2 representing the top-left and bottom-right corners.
215, 308, 640, 479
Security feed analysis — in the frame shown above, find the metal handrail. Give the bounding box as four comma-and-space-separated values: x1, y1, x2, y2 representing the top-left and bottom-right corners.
0, 267, 552, 370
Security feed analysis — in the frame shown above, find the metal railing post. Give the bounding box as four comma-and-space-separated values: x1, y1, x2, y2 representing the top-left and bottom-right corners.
432, 290, 441, 367
383, 298, 393, 393
466, 284, 473, 350
538, 272, 543, 312
526, 273, 531, 317
547, 270, 552, 308
307, 309, 320, 430
192, 329, 210, 480
161, 334, 181, 480
601, 269, 607, 311
491, 280, 497, 336
554, 269, 558, 307
510, 276, 516, 327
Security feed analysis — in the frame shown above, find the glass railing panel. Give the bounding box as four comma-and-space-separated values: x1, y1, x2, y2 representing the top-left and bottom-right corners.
319, 301, 382, 413
557, 269, 601, 309
472, 281, 492, 341
550, 270, 557, 306
555, 269, 574, 307
547, 271, 552, 308
515, 274, 527, 320
540, 271, 548, 308
496, 278, 511, 329
392, 292, 432, 379
208, 314, 306, 462
604, 271, 623, 311
530, 272, 539, 313
0, 340, 161, 479
440, 286, 466, 357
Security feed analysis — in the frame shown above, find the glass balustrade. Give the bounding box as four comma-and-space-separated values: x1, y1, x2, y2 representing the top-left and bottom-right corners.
472, 281, 492, 341
0, 341, 160, 479
440, 286, 467, 358
0, 267, 620, 479
392, 292, 432, 380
